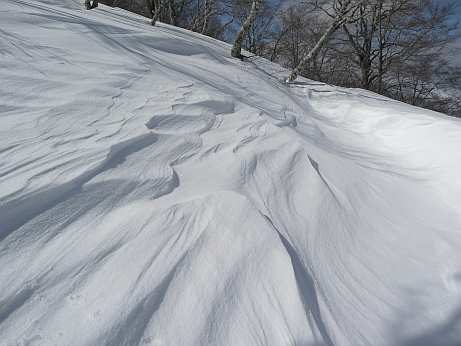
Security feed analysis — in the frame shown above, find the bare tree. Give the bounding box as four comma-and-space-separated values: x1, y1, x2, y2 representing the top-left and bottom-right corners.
95, 0, 460, 116
188, 0, 216, 33
201, 0, 215, 33
85, 0, 99, 9
231, 0, 263, 58
286, 0, 364, 82
151, 0, 164, 25
144, 0, 154, 18
271, 4, 329, 70
340, 0, 458, 91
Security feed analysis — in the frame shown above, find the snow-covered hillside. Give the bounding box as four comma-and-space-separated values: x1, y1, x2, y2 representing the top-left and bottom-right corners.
2, 1, 461, 345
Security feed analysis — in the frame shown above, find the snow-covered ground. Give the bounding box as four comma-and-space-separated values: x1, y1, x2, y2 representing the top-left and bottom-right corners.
2, 1, 461, 345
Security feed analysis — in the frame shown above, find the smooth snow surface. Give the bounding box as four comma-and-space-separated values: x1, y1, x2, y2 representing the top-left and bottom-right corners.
2, 1, 461, 345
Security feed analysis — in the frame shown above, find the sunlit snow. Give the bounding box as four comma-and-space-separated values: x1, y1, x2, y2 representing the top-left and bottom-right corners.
1, 1, 461, 345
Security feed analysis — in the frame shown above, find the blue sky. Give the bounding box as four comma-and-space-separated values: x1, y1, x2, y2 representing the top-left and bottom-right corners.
434, 0, 461, 65
435, 0, 461, 47
436, 0, 461, 22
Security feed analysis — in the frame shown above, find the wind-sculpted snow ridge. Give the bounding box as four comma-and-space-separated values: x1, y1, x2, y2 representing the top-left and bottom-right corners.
2, 1, 461, 346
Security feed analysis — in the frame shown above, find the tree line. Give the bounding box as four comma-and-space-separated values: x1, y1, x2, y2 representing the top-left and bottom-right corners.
86, 0, 461, 117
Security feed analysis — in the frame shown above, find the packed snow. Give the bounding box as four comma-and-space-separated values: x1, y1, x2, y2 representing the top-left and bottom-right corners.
2, 1, 461, 345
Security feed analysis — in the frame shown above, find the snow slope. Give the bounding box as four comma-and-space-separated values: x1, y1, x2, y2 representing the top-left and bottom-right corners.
2, 1, 461, 345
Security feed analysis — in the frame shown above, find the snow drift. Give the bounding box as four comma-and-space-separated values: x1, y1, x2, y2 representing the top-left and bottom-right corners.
1, 1, 461, 345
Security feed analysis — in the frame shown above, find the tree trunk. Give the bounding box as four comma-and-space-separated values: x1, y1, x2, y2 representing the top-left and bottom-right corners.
231, 0, 262, 59
85, 0, 98, 9
168, 0, 175, 25
286, 19, 341, 82
201, 0, 214, 34
145, 0, 154, 19
151, 0, 162, 25
286, 0, 358, 82
377, 0, 384, 93
360, 58, 372, 89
